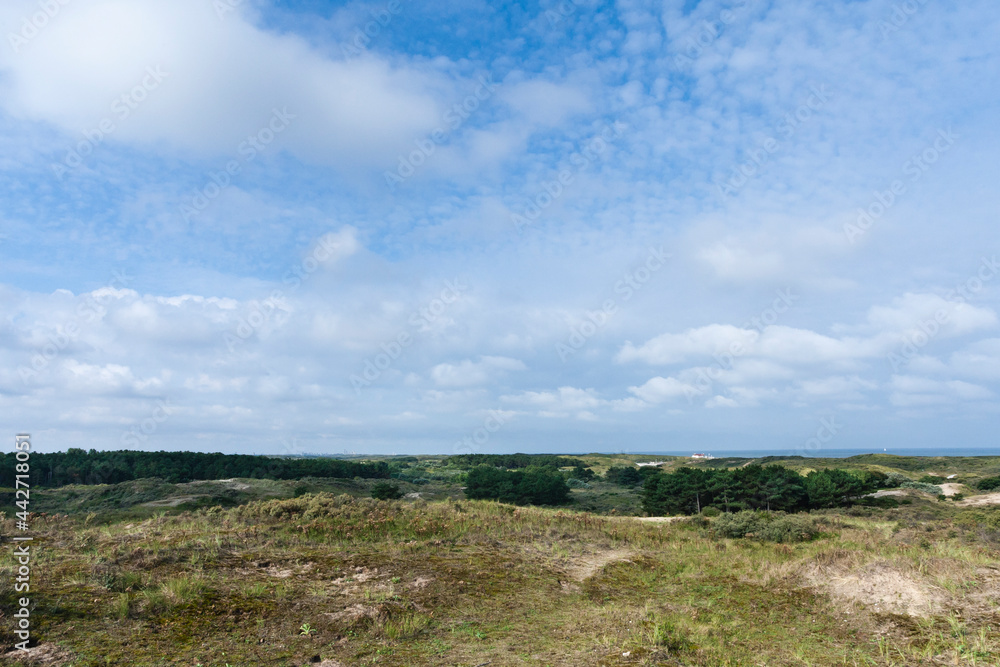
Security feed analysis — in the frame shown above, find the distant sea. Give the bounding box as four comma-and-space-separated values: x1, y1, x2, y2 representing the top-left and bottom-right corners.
625, 448, 1000, 459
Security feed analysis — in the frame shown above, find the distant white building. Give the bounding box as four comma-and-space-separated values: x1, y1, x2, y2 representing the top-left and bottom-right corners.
636, 461, 666, 467
690, 453, 715, 460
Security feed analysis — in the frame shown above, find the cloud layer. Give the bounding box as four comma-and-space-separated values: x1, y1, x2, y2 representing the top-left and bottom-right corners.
1, 0, 999, 454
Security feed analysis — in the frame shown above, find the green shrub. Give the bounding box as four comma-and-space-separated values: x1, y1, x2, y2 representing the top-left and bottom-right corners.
977, 476, 1000, 491
701, 507, 721, 517
901, 481, 941, 494
371, 482, 404, 500
650, 618, 692, 652
712, 510, 819, 543
919, 475, 947, 484
884, 472, 909, 488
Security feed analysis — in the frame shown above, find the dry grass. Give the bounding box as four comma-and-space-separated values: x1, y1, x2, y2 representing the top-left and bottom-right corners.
0, 495, 998, 666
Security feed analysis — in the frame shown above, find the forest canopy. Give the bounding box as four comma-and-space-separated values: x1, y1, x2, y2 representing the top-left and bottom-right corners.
641, 464, 892, 515
0, 449, 389, 488
463, 465, 571, 506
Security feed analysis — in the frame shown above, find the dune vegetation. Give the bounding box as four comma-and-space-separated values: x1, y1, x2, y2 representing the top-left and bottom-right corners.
1, 453, 999, 666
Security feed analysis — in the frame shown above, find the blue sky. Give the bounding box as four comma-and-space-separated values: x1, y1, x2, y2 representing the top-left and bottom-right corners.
1, 0, 999, 455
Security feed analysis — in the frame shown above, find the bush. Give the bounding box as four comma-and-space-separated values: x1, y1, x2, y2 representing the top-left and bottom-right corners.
919, 475, 947, 484
977, 476, 1000, 491
712, 510, 819, 543
901, 481, 941, 494
883, 472, 909, 488
371, 482, 404, 500
701, 507, 721, 517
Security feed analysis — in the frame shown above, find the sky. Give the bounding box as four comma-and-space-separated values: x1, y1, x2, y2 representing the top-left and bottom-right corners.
1, 0, 998, 456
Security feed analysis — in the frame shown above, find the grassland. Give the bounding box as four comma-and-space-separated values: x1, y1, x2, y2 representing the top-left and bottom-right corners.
1, 455, 999, 666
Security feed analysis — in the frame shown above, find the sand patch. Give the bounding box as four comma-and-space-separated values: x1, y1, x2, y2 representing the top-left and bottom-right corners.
332, 566, 379, 585
938, 483, 966, 497
956, 492, 1000, 507
140, 494, 206, 508
803, 560, 944, 617
871, 489, 909, 498
212, 478, 251, 490
3, 643, 74, 665
324, 603, 379, 625
564, 549, 633, 582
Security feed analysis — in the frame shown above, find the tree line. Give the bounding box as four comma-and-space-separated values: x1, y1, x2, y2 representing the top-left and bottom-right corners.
449, 453, 588, 470
641, 465, 892, 515
463, 465, 571, 505
0, 449, 389, 488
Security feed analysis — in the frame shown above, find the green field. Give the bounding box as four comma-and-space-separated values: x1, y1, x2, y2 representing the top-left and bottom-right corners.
2, 454, 999, 666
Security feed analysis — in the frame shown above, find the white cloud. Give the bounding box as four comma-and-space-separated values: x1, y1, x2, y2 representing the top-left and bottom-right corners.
888, 375, 993, 407
0, 0, 449, 169
627, 376, 697, 403
949, 338, 1000, 379
697, 242, 784, 282
705, 395, 738, 408
797, 375, 877, 400
430, 355, 526, 387
865, 293, 997, 337
617, 324, 758, 364
501, 386, 605, 420
499, 79, 592, 127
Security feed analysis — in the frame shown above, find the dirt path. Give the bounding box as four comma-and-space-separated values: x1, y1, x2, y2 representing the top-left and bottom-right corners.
565, 549, 634, 582
140, 494, 205, 508
956, 492, 1000, 507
